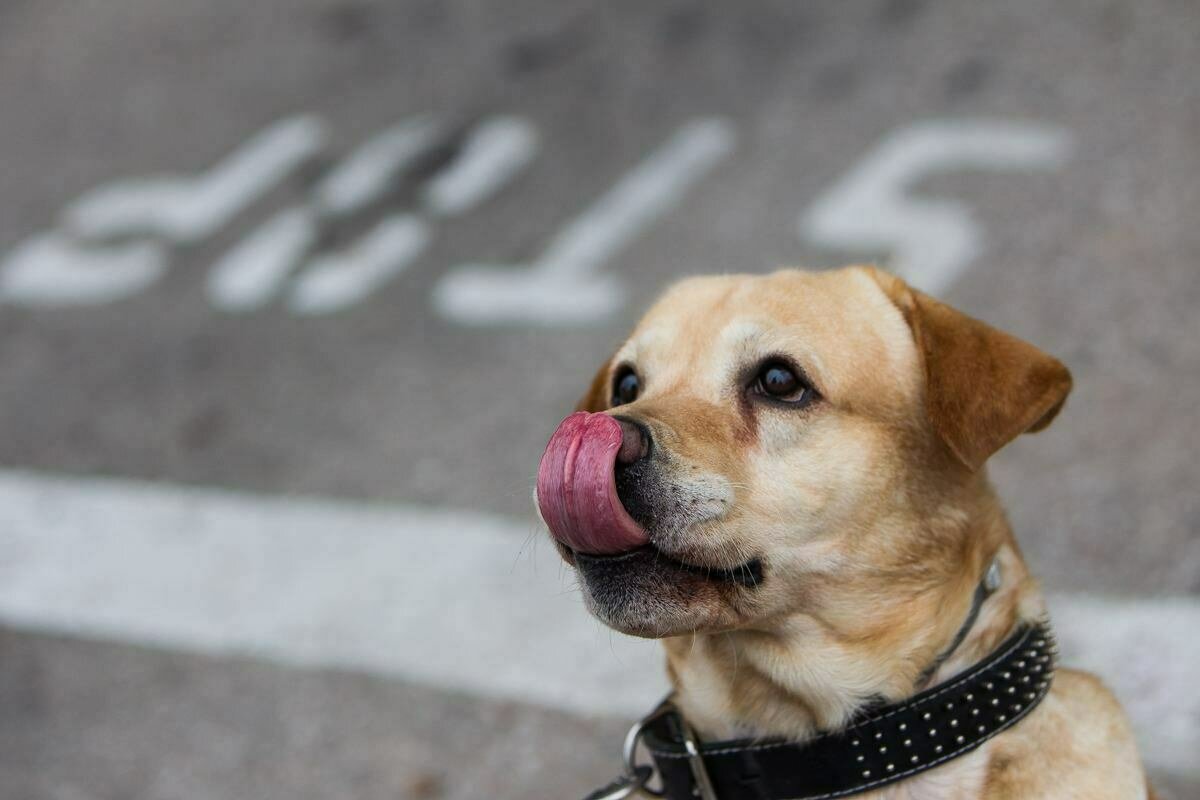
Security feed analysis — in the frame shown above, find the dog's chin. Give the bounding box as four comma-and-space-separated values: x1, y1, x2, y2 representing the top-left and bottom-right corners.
568, 544, 763, 638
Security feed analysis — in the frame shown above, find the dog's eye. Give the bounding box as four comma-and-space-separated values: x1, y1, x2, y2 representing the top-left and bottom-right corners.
752, 361, 815, 405
611, 367, 640, 406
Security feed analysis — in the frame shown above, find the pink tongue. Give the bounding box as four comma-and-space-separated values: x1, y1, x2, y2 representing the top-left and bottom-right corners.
537, 412, 649, 555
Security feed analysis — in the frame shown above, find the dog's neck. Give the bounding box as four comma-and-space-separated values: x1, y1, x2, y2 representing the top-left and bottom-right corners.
662, 484, 1044, 743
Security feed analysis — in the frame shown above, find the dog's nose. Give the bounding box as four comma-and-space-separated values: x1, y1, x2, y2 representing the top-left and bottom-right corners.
615, 417, 651, 465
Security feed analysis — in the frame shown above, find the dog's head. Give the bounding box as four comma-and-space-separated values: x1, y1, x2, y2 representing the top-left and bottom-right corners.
537, 267, 1071, 639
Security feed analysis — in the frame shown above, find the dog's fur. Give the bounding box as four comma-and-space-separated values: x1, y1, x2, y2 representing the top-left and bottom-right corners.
561, 267, 1151, 799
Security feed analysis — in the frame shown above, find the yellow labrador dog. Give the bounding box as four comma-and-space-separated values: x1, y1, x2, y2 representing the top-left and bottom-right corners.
537, 267, 1151, 800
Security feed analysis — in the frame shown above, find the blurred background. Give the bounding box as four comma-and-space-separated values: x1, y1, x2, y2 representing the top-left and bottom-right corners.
1, 1, 1197, 798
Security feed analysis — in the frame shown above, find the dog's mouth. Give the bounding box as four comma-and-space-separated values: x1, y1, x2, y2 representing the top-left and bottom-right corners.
565, 543, 764, 588
564, 539, 764, 637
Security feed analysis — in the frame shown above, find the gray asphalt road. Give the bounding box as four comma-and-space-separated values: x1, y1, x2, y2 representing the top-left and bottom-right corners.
0, 1, 1197, 798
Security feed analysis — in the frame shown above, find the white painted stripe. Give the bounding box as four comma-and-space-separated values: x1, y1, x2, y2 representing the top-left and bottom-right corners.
63, 115, 328, 243
315, 116, 443, 217
433, 118, 735, 325
0, 233, 168, 307
421, 116, 539, 217
1048, 595, 1200, 774
800, 119, 1071, 294
0, 470, 1192, 776
207, 208, 319, 312
287, 214, 430, 314
0, 469, 654, 717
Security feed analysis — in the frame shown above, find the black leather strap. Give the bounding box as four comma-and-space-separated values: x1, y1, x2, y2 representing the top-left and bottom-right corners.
914, 575, 992, 688
644, 621, 1056, 800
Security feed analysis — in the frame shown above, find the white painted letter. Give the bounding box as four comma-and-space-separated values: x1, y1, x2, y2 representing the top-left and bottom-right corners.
421, 116, 539, 217
433, 118, 735, 326
288, 214, 430, 315
799, 119, 1071, 294
0, 233, 167, 307
64, 115, 327, 244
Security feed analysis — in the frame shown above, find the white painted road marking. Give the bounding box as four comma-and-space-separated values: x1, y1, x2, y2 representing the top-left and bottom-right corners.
315, 115, 443, 217
209, 114, 535, 313
0, 470, 1194, 776
287, 214, 430, 314
800, 119, 1072, 294
421, 116, 540, 217
1051, 596, 1200, 774
0, 469, 648, 719
208, 116, 444, 313
433, 118, 736, 326
207, 208, 319, 312
0, 234, 167, 306
64, 115, 328, 243
3, 116, 1078, 317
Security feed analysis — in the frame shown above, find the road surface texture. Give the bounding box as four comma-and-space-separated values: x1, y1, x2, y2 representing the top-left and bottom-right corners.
0, 1, 1197, 798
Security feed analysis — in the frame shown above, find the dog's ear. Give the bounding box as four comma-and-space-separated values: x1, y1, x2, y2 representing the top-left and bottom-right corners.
575, 356, 613, 413
867, 267, 1072, 471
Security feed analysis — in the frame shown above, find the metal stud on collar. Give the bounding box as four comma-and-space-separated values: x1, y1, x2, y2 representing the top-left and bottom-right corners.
594, 622, 1057, 800
984, 559, 1003, 593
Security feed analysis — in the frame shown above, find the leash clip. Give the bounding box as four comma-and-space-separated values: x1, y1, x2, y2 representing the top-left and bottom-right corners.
619, 699, 671, 798
580, 698, 672, 800
580, 696, 719, 800
579, 766, 654, 800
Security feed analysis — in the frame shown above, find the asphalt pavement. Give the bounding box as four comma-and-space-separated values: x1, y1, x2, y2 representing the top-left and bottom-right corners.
0, 1, 1197, 798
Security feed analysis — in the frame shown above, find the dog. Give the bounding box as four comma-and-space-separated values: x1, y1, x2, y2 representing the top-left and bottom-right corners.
536, 266, 1151, 799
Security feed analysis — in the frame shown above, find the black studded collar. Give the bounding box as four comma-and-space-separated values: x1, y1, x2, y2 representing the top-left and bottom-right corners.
633, 620, 1057, 800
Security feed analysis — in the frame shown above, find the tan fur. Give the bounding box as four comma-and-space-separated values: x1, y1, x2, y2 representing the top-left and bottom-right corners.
567, 267, 1149, 798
